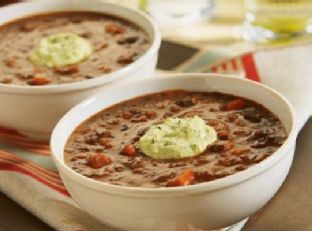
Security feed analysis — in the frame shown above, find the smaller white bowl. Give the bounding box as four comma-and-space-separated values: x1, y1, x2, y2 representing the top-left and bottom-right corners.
51, 74, 298, 231
0, 1, 161, 140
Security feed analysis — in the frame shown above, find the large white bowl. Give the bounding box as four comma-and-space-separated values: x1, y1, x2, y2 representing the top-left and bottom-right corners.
51, 74, 298, 231
0, 1, 161, 140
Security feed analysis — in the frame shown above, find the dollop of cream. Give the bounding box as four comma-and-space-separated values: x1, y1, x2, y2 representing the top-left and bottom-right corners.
139, 116, 217, 160
30, 33, 92, 67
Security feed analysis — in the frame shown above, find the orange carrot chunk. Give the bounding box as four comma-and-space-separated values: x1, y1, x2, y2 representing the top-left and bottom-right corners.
27, 77, 50, 86
99, 139, 113, 149
166, 170, 195, 187
221, 99, 246, 111
87, 153, 111, 169
105, 23, 125, 34
122, 111, 133, 120
121, 144, 136, 156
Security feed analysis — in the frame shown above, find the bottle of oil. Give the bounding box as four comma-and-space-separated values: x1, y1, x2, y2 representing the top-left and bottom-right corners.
244, 0, 312, 42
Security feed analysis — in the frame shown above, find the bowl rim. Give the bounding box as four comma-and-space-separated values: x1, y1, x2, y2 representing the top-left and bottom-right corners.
0, 0, 161, 94
50, 74, 298, 197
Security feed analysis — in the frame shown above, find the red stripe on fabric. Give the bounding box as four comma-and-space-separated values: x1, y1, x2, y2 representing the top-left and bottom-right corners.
0, 156, 64, 186
20, 147, 50, 156
0, 126, 24, 136
0, 126, 49, 148
241, 53, 261, 82
0, 140, 50, 156
0, 136, 49, 147
0, 135, 49, 148
0, 135, 50, 156
0, 161, 70, 197
0, 136, 49, 148
231, 59, 238, 70
0, 150, 59, 178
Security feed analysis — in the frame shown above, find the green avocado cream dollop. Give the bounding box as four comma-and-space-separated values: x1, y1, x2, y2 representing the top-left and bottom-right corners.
139, 116, 217, 160
30, 33, 92, 67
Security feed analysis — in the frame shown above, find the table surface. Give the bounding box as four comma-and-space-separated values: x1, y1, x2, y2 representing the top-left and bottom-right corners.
1, 1, 312, 231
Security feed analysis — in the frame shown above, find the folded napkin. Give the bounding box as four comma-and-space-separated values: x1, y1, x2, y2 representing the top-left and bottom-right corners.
1, 43, 312, 231
180, 43, 312, 129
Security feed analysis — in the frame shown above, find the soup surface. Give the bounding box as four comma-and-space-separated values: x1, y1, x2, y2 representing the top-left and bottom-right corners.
0, 12, 150, 85
64, 90, 287, 188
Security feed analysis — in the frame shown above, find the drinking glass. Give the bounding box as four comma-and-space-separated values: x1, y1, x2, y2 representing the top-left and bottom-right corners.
243, 0, 312, 43
141, 0, 215, 26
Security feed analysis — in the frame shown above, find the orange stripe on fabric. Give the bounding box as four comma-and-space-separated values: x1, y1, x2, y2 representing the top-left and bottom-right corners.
0, 140, 50, 156
211, 66, 218, 73
231, 59, 238, 70
221, 62, 227, 71
0, 126, 49, 148
0, 134, 49, 148
0, 137, 49, 149
0, 150, 59, 178
0, 156, 64, 186
20, 147, 50, 156
0, 161, 70, 197
241, 53, 261, 82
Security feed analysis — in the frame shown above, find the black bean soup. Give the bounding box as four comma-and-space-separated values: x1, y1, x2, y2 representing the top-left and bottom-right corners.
0, 12, 150, 85
64, 90, 287, 188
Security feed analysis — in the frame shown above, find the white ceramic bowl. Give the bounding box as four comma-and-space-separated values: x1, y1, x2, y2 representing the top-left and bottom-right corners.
0, 1, 161, 140
51, 74, 298, 231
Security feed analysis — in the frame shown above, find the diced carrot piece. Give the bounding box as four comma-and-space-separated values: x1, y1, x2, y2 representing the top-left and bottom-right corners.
87, 153, 111, 169
145, 111, 157, 119
221, 99, 246, 111
54, 64, 79, 75
217, 130, 229, 140
231, 148, 243, 156
122, 111, 133, 120
4, 58, 16, 68
167, 170, 195, 187
27, 77, 50, 86
99, 139, 113, 149
105, 23, 125, 34
1, 76, 12, 84
117, 53, 135, 64
20, 23, 35, 32
121, 144, 136, 156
